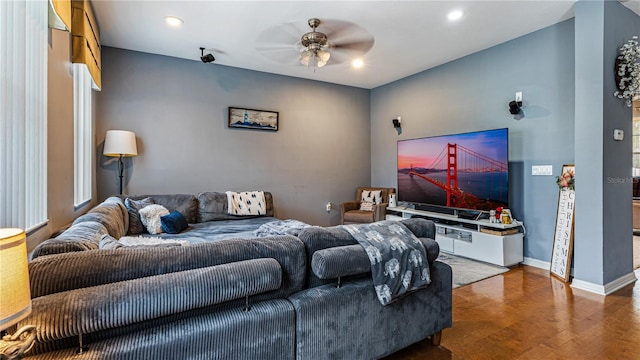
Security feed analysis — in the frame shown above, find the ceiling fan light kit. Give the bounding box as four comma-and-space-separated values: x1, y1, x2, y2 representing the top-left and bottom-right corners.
300, 18, 331, 69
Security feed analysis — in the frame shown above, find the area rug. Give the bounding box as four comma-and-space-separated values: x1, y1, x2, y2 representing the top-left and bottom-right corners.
437, 253, 509, 289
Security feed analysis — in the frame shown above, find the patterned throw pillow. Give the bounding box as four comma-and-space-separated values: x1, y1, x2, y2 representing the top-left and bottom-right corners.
361, 190, 383, 205
138, 204, 170, 235
360, 201, 374, 211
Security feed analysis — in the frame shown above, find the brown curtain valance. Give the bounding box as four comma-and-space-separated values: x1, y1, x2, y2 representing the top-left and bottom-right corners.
71, 0, 101, 90
49, 0, 71, 31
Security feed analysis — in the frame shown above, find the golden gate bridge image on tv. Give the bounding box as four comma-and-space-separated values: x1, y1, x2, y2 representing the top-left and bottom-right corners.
399, 142, 508, 211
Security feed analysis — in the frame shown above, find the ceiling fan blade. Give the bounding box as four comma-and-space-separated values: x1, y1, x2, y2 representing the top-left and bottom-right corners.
256, 45, 300, 65
331, 38, 375, 54
256, 21, 305, 46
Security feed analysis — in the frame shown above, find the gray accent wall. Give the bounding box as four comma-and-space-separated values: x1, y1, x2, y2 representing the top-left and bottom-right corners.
574, 0, 637, 285
371, 20, 576, 263
95, 47, 371, 226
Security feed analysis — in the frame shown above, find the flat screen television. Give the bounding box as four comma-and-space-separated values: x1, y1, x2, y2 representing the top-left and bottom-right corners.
397, 128, 508, 213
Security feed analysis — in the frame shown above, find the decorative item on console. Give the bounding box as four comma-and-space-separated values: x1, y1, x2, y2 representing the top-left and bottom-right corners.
556, 168, 575, 190
500, 209, 512, 225
389, 193, 397, 208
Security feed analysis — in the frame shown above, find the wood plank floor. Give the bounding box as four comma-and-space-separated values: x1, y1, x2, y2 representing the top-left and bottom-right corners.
385, 265, 640, 360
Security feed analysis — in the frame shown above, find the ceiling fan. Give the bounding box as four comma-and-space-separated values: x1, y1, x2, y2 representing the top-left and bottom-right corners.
256, 18, 374, 69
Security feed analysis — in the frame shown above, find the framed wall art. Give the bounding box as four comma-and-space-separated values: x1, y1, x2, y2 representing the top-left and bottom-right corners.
228, 107, 278, 131
550, 164, 575, 282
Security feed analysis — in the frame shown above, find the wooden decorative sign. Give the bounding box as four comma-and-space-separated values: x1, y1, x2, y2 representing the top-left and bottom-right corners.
550, 164, 575, 282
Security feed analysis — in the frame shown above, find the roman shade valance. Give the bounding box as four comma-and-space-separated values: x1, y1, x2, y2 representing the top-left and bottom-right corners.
48, 0, 71, 31
71, 0, 101, 90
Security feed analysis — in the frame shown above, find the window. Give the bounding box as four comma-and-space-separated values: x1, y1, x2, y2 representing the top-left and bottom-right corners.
73, 63, 93, 207
0, 1, 48, 231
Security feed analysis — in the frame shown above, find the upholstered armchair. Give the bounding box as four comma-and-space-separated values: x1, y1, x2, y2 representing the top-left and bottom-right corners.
340, 187, 395, 225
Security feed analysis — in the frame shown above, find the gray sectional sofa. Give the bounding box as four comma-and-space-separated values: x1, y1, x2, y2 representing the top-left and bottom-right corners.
23, 192, 452, 359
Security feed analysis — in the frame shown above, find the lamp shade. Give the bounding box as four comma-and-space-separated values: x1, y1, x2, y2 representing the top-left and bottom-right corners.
103, 130, 138, 157
0, 229, 31, 331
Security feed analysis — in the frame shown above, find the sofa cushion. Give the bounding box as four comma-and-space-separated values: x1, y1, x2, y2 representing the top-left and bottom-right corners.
73, 198, 127, 239
198, 191, 275, 221
161, 211, 189, 234
297, 218, 436, 287
139, 204, 170, 234
30, 221, 108, 259
22, 258, 282, 343
124, 194, 199, 224
311, 238, 439, 280
125, 197, 155, 235
29, 235, 306, 299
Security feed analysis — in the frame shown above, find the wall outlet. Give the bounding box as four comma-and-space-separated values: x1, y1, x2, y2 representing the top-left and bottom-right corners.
326, 202, 332, 212
515, 91, 522, 103
532, 165, 553, 176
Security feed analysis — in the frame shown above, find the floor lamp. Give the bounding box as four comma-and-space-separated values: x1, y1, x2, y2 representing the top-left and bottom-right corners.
103, 130, 138, 195
0, 229, 36, 359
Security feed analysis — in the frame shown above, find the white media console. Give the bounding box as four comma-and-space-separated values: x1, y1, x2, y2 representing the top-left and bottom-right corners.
386, 206, 524, 267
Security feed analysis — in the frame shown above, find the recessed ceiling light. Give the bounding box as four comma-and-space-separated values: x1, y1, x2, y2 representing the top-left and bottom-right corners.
165, 16, 184, 27
352, 59, 364, 69
447, 10, 464, 21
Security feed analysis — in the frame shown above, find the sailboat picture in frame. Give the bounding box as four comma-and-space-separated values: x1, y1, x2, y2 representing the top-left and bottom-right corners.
228, 107, 279, 131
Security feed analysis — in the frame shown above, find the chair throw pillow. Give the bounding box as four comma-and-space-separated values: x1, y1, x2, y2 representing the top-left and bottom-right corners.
161, 211, 189, 234
125, 197, 155, 235
360, 201, 374, 211
138, 204, 170, 235
361, 190, 383, 205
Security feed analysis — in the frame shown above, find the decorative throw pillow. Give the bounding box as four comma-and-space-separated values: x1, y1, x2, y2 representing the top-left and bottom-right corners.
125, 197, 155, 235
138, 204, 170, 235
226, 191, 266, 216
361, 190, 383, 205
161, 211, 189, 234
360, 201, 374, 211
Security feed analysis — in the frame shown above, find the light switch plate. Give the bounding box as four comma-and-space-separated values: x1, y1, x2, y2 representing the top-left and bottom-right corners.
532, 165, 553, 176
614, 129, 624, 141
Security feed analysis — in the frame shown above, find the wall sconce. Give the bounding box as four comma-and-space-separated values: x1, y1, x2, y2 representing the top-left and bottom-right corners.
0, 228, 36, 359
103, 130, 138, 195
392, 116, 402, 135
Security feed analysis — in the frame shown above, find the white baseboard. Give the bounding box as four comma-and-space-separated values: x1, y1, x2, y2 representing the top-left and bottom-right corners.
571, 272, 637, 296
522, 257, 550, 270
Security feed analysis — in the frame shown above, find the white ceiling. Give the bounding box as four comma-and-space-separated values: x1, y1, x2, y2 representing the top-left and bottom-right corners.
92, 0, 618, 89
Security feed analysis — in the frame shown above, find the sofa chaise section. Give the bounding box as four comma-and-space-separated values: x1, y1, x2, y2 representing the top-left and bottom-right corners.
290, 218, 452, 359
23, 236, 306, 358
289, 261, 451, 360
